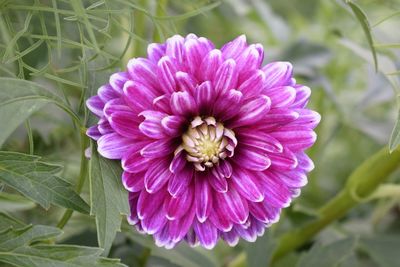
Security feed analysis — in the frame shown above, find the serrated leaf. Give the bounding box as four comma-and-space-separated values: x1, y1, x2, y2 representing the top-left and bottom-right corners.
389, 109, 400, 152
0, 225, 62, 252
359, 235, 400, 267
347, 1, 378, 71
0, 78, 79, 148
0, 192, 36, 212
0, 151, 89, 213
296, 238, 356, 267
89, 145, 129, 255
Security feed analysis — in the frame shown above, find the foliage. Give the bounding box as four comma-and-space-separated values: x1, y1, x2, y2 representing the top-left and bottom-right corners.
0, 0, 400, 266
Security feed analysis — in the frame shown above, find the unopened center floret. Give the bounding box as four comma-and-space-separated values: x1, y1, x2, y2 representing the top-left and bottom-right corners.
180, 116, 236, 171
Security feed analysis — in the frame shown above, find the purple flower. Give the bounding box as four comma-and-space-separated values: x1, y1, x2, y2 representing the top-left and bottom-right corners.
86, 34, 320, 249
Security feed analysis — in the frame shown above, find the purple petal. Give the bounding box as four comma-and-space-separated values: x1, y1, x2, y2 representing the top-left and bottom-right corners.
141, 207, 168, 235
109, 72, 129, 94
169, 205, 196, 242
169, 149, 187, 173
270, 126, 317, 151
208, 203, 233, 232
127, 58, 160, 93
236, 44, 262, 74
274, 169, 308, 188
221, 229, 240, 246
137, 189, 167, 220
122, 150, 151, 173
123, 80, 156, 113
86, 126, 101, 140
291, 85, 311, 108
231, 168, 264, 202
216, 160, 233, 178
161, 115, 186, 137
193, 219, 218, 249
147, 43, 166, 63
184, 37, 214, 76
266, 86, 296, 108
214, 89, 243, 121
214, 59, 238, 96
195, 81, 215, 114
168, 165, 194, 197
127, 192, 139, 225
195, 174, 213, 222
269, 148, 298, 170
176, 71, 197, 95
122, 171, 145, 192
258, 171, 291, 208
229, 95, 271, 128
238, 70, 265, 98
209, 169, 228, 193
145, 159, 172, 193
235, 147, 271, 171
166, 185, 193, 220
97, 133, 133, 159
139, 111, 168, 139
216, 187, 249, 224
262, 62, 293, 89
239, 131, 283, 153
296, 152, 314, 172
98, 84, 119, 102
258, 108, 299, 128
221, 35, 247, 60
109, 111, 141, 139
291, 109, 321, 129
140, 139, 174, 158
170, 91, 197, 116
165, 35, 185, 66
86, 96, 104, 117
157, 56, 177, 93
153, 95, 172, 114
199, 49, 223, 81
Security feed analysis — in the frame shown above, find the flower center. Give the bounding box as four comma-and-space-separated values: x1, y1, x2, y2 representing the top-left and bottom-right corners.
180, 116, 237, 171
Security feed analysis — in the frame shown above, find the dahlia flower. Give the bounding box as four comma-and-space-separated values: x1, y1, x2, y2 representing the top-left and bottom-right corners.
86, 34, 320, 249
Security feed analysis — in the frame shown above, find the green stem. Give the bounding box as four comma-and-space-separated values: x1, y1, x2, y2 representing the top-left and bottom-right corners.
271, 146, 400, 263
57, 130, 89, 229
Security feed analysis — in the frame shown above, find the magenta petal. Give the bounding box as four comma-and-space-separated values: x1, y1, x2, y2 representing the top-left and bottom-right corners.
230, 95, 271, 128
214, 59, 238, 96
291, 85, 311, 108
170, 91, 197, 115
140, 139, 174, 158
195, 174, 213, 223
193, 219, 218, 249
236, 44, 262, 74
97, 133, 133, 159
161, 115, 186, 137
221, 35, 247, 60
139, 111, 168, 139
86, 96, 104, 117
168, 165, 193, 197
137, 189, 167, 220
122, 150, 151, 173
238, 70, 265, 98
269, 148, 298, 170
270, 126, 317, 151
262, 61, 293, 89
169, 149, 187, 173
165, 35, 185, 66
157, 56, 177, 93
231, 168, 264, 202
195, 81, 215, 114
258, 172, 291, 208
185, 37, 214, 76
98, 85, 119, 102
266, 86, 296, 108
144, 159, 172, 193
127, 192, 139, 225
103, 98, 131, 118
147, 43, 166, 63
166, 185, 193, 220
213, 89, 243, 121
259, 108, 299, 127
169, 205, 196, 242
122, 171, 145, 192
109, 111, 141, 139
127, 58, 159, 93
221, 229, 240, 246
239, 131, 283, 153
199, 49, 223, 81
141, 207, 168, 235
109, 72, 129, 94
296, 152, 314, 172
216, 160, 233, 178
153, 95, 172, 114
86, 126, 101, 140
216, 187, 249, 224
123, 80, 155, 113
209, 169, 228, 193
235, 147, 271, 171
154, 224, 173, 248
176, 71, 196, 95
276, 170, 308, 188
291, 109, 321, 129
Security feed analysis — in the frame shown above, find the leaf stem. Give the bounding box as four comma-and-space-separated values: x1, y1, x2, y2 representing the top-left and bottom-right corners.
271, 146, 400, 263
57, 129, 89, 229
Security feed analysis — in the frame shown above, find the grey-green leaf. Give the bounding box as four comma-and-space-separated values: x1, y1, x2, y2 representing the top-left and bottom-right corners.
359, 235, 400, 267
347, 1, 378, 71
389, 108, 400, 152
89, 145, 129, 255
0, 192, 36, 212
246, 231, 276, 267
0, 212, 25, 232
0, 151, 89, 213
296, 238, 356, 267
0, 78, 79, 148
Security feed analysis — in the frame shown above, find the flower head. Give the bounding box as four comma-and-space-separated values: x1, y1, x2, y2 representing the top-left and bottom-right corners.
86, 34, 320, 249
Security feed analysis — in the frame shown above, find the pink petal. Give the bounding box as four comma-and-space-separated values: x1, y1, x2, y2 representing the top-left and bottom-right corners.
86, 126, 101, 140
141, 207, 168, 235
231, 168, 264, 202
262, 61, 293, 89
208, 203, 233, 232
229, 95, 271, 128
221, 229, 239, 246
86, 96, 104, 117
127, 58, 160, 93
213, 59, 238, 96
123, 80, 156, 113
209, 169, 228, 193
193, 219, 218, 249
195, 81, 215, 114
97, 133, 134, 159
291, 85, 311, 108
144, 159, 172, 193
140, 139, 174, 158
213, 89, 243, 121
157, 56, 177, 93
147, 43, 166, 63
184, 37, 214, 76
170, 91, 197, 116
137, 189, 167, 219
235, 147, 271, 171
122, 171, 145, 192
221, 35, 247, 60
291, 109, 321, 129
199, 49, 223, 81
270, 126, 317, 151
109, 111, 141, 139
216, 187, 249, 224
109, 72, 129, 94
257, 171, 291, 208
161, 115, 186, 137
195, 174, 213, 222
239, 131, 283, 153
266, 86, 296, 108
168, 205, 196, 242
122, 150, 151, 173
169, 149, 187, 173
165, 35, 185, 66
166, 185, 193, 220
168, 165, 194, 197
98, 84, 119, 103
238, 70, 265, 99
268, 148, 298, 170
236, 44, 262, 74
153, 94, 172, 114
176, 71, 197, 96
139, 111, 168, 139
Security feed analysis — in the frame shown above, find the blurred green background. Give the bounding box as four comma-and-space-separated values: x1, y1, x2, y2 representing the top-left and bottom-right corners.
1, 0, 400, 266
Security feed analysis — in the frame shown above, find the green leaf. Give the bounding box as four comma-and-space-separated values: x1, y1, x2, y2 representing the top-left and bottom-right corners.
359, 235, 400, 267
0, 213, 25, 232
0, 225, 62, 252
89, 145, 129, 255
346, 1, 378, 71
0, 78, 80, 148
246, 231, 276, 267
0, 151, 89, 213
296, 238, 356, 267
0, 192, 36, 212
389, 108, 400, 152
